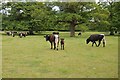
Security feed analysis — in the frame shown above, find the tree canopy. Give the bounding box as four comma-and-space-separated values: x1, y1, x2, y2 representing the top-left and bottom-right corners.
1, 1, 120, 36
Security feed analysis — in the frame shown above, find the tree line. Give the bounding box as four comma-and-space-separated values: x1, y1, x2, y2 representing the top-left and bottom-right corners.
1, 2, 120, 36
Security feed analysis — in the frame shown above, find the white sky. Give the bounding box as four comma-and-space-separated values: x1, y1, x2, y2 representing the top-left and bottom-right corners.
52, 6, 60, 11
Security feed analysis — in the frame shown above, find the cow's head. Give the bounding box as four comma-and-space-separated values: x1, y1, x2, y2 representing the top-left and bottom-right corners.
86, 39, 90, 44
44, 35, 49, 41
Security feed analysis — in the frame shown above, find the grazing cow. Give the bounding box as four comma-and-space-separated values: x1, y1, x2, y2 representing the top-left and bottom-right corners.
19, 32, 22, 38
19, 32, 27, 38
11, 32, 15, 37
6, 31, 12, 36
60, 38, 64, 50
44, 32, 59, 50
11, 31, 17, 37
86, 34, 106, 47
6, 31, 17, 37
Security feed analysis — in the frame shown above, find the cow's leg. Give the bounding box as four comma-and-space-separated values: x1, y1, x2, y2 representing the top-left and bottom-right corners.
103, 40, 105, 47
94, 42, 98, 47
24, 34, 26, 37
92, 42, 95, 47
54, 42, 56, 50
63, 44, 64, 50
98, 40, 101, 47
13, 34, 15, 37
20, 33, 22, 38
56, 42, 59, 50
51, 43, 53, 49
12, 33, 13, 37
61, 44, 62, 50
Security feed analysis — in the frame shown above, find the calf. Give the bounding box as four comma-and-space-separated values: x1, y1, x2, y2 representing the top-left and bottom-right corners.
86, 34, 106, 47
60, 38, 64, 50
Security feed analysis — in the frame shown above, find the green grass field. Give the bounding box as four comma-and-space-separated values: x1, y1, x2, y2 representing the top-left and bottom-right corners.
2, 31, 118, 78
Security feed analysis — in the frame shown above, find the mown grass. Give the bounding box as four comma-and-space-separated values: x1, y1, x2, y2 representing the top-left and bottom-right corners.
2, 31, 118, 78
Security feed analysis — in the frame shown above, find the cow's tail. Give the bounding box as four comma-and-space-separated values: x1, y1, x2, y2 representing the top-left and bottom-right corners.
102, 34, 106, 47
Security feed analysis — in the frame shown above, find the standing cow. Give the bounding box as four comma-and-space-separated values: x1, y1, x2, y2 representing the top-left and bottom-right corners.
44, 32, 59, 50
86, 34, 106, 47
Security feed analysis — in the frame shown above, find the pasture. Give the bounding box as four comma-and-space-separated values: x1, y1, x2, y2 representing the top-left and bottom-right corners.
2, 31, 118, 78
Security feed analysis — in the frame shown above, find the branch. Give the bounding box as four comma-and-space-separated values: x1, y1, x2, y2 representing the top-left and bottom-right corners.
75, 21, 85, 25
57, 20, 72, 23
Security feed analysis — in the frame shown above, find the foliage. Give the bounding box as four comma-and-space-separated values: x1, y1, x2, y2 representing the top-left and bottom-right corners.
1, 2, 120, 35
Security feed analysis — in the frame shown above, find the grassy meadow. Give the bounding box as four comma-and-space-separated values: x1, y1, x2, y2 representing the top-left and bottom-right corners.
1, 31, 118, 78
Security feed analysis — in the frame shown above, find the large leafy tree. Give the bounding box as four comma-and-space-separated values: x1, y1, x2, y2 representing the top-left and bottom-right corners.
88, 2, 110, 31
2, 1, 119, 36
111, 2, 120, 33
106, 1, 120, 35
52, 2, 93, 37
51, 2, 110, 36
2, 2, 55, 32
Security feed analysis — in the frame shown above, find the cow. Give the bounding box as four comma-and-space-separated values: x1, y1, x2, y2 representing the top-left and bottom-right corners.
6, 31, 12, 36
60, 38, 64, 50
86, 34, 106, 47
44, 32, 59, 50
11, 31, 17, 37
18, 32, 27, 38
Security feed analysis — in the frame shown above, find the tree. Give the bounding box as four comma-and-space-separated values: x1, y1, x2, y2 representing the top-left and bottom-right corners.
2, 2, 55, 33
89, 2, 110, 31
2, 1, 117, 36
106, 1, 120, 35
112, 2, 120, 33
53, 2, 92, 37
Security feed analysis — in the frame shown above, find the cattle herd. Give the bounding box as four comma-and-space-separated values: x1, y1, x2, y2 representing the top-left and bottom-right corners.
6, 31, 28, 38
5, 31, 106, 50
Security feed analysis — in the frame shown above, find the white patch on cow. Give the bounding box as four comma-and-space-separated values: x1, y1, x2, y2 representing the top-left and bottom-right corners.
20, 33, 22, 36
100, 34, 105, 39
100, 34, 104, 36
12, 33, 13, 36
54, 34, 59, 44
9, 32, 12, 35
100, 34, 106, 46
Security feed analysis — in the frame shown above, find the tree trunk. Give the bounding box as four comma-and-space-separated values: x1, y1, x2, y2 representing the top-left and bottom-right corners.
70, 23, 75, 37
29, 30, 34, 35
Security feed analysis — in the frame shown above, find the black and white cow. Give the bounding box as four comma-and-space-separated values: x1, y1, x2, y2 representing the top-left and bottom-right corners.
86, 34, 106, 47
11, 31, 17, 37
6, 31, 12, 36
6, 31, 17, 37
18, 32, 27, 38
44, 32, 59, 50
